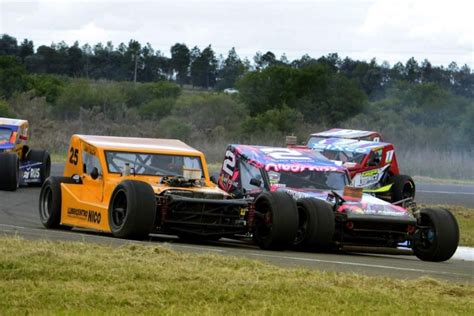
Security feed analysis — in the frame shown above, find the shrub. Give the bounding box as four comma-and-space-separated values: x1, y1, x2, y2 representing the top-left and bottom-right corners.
26, 74, 65, 103
138, 98, 175, 120
0, 100, 13, 117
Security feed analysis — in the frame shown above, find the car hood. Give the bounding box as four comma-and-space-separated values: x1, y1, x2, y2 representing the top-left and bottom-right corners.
274, 186, 411, 218
0, 143, 14, 151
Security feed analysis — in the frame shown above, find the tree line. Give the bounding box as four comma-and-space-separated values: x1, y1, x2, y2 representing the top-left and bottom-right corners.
0, 33, 473, 152
0, 34, 472, 99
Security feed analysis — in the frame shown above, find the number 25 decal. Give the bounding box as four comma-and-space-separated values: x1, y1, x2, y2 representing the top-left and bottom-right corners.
222, 150, 236, 176
69, 147, 79, 165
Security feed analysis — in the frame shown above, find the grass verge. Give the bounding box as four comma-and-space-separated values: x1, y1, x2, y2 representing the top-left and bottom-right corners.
1, 237, 473, 315
427, 205, 474, 247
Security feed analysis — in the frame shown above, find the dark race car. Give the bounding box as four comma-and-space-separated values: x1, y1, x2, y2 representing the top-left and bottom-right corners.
0, 118, 51, 191
306, 137, 415, 204
216, 145, 458, 262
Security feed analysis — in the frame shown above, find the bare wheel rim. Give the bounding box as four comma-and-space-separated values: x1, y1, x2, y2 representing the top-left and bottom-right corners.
40, 186, 53, 221
112, 190, 127, 228
417, 213, 436, 250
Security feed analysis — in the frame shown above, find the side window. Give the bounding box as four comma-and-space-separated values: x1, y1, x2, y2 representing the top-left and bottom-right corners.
239, 160, 263, 192
83, 152, 102, 176
367, 149, 383, 167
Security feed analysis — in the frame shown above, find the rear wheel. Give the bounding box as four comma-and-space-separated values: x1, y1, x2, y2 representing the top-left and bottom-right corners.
254, 191, 298, 250
38, 177, 74, 229
294, 198, 335, 250
413, 208, 459, 262
26, 149, 51, 186
390, 174, 415, 203
109, 180, 156, 239
0, 153, 20, 191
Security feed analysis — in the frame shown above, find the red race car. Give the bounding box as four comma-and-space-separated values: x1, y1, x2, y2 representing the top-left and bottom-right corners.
306, 137, 415, 204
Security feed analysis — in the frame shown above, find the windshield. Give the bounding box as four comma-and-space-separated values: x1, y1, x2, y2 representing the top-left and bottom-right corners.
268, 170, 348, 190
0, 128, 13, 145
307, 137, 367, 164
105, 151, 204, 177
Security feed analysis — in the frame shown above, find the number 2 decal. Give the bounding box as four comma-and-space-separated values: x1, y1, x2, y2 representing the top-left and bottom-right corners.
69, 147, 79, 165
260, 148, 311, 160
222, 150, 236, 176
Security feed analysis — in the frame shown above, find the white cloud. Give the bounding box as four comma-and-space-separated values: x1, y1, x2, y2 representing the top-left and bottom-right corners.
0, 0, 472, 66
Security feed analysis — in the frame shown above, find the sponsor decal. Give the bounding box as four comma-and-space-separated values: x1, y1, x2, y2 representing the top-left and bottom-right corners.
83, 142, 97, 155
67, 208, 102, 224
23, 167, 40, 180
312, 143, 370, 154
265, 163, 338, 173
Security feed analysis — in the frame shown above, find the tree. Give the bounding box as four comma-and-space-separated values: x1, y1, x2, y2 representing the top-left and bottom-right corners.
67, 41, 83, 77
254, 51, 277, 70
405, 57, 420, 83
0, 34, 18, 56
18, 39, 34, 62
170, 43, 190, 86
216, 47, 246, 89
0, 56, 26, 98
127, 40, 142, 82
190, 45, 218, 88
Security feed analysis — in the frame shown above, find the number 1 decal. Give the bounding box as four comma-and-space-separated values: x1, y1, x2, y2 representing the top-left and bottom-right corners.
385, 150, 394, 163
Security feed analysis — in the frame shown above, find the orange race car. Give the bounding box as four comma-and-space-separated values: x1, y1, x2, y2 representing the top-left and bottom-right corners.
38, 135, 298, 249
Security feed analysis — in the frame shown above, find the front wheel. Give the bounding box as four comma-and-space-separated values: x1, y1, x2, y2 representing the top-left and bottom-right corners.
108, 180, 156, 239
413, 208, 459, 262
294, 198, 335, 250
254, 191, 298, 250
38, 177, 74, 229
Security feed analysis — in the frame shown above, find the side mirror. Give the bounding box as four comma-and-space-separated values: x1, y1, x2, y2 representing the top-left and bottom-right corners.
210, 175, 218, 184
250, 177, 262, 187
72, 174, 82, 184
90, 167, 100, 180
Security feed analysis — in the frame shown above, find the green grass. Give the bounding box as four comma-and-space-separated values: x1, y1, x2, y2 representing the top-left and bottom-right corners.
50, 151, 67, 163
430, 205, 474, 247
0, 238, 473, 315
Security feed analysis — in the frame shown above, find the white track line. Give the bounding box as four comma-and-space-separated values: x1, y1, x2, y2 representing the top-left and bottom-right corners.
1, 224, 472, 273
246, 253, 473, 277
417, 190, 474, 195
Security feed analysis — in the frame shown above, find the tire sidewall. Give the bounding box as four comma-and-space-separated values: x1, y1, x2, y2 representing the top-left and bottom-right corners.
413, 208, 459, 262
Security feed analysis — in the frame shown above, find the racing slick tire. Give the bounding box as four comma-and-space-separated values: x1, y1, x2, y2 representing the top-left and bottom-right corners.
26, 149, 51, 186
413, 208, 459, 262
0, 152, 20, 191
254, 191, 298, 250
294, 198, 335, 250
390, 174, 415, 203
39, 176, 75, 229
108, 180, 156, 239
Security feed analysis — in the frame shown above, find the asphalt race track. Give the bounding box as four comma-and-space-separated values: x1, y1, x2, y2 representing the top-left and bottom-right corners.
417, 182, 474, 208
0, 164, 472, 284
